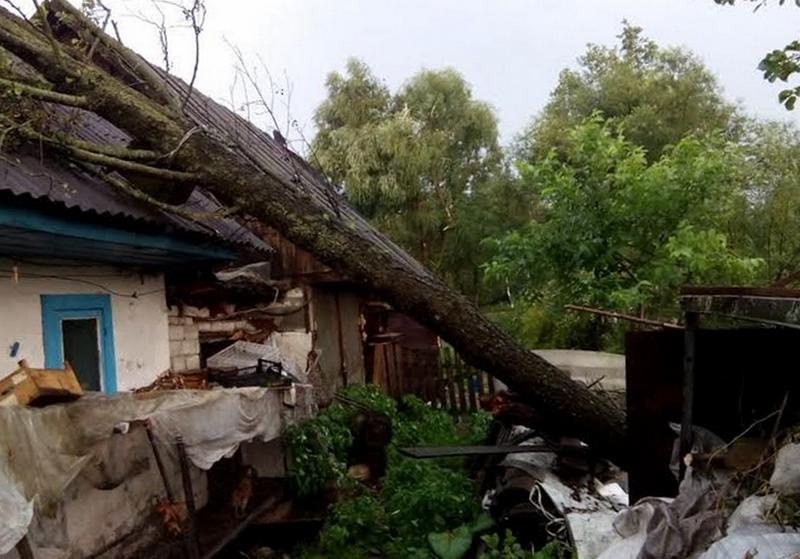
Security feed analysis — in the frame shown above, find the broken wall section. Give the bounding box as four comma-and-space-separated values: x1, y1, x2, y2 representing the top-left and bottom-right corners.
166, 284, 365, 405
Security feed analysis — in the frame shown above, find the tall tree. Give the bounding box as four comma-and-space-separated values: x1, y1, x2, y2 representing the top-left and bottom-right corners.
518, 22, 738, 162
730, 121, 800, 281
313, 60, 529, 297
487, 117, 762, 349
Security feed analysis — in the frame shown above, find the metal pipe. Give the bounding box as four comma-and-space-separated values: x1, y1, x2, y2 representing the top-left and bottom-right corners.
565, 304, 683, 329
175, 435, 200, 559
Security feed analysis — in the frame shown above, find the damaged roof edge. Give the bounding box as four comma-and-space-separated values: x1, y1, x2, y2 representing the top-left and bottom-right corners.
0, 202, 236, 261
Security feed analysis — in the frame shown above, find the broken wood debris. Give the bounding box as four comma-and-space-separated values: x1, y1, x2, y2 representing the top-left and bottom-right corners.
0, 359, 82, 406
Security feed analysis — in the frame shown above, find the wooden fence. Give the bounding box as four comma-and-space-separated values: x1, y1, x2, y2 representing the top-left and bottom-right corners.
370, 342, 495, 414
435, 348, 495, 413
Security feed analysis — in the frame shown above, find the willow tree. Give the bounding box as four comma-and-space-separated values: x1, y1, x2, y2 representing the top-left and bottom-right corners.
0, 1, 627, 463
313, 60, 527, 298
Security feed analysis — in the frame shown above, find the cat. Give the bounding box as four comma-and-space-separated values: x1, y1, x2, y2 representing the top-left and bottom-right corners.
231, 465, 257, 518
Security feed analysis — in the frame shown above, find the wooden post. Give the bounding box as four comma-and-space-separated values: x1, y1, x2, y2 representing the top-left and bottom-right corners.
456, 358, 468, 413
145, 421, 175, 502
679, 312, 699, 479
175, 436, 200, 559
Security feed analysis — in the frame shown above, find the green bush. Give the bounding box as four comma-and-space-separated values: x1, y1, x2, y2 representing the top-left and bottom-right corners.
317, 493, 389, 559
283, 404, 353, 496
285, 385, 495, 558
383, 458, 481, 544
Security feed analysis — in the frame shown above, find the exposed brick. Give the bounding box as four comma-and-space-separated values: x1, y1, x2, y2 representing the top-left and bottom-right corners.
171, 356, 187, 372
182, 305, 210, 318
211, 320, 235, 332
184, 324, 199, 340
169, 326, 184, 341
185, 355, 201, 371
181, 339, 199, 356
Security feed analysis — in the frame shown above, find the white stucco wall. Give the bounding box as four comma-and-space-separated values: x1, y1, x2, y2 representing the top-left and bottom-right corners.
0, 259, 170, 391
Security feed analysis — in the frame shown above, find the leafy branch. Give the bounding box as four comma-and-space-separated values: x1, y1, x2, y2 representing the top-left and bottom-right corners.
714, 0, 800, 109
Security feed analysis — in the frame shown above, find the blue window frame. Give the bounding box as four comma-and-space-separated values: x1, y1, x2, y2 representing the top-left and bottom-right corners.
41, 294, 117, 393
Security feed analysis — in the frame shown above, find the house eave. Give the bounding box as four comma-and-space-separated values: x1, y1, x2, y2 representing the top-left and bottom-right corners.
0, 204, 236, 265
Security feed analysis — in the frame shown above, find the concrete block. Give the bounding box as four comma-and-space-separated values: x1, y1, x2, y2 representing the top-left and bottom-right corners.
211, 320, 235, 333
196, 320, 214, 332
184, 324, 199, 340
182, 305, 210, 319
168, 316, 184, 326
182, 317, 194, 326
167, 305, 180, 317
169, 326, 184, 341
171, 356, 187, 372
169, 340, 182, 356
185, 355, 201, 371
181, 339, 199, 356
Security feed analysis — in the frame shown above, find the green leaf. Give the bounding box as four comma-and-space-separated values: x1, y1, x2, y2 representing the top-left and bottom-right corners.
428, 526, 473, 559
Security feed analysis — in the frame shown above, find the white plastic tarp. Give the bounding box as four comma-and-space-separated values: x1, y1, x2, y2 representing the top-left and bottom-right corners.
500, 434, 627, 559
0, 386, 312, 553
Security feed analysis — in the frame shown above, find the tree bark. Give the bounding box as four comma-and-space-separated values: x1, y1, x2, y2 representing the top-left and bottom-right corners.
0, 2, 628, 465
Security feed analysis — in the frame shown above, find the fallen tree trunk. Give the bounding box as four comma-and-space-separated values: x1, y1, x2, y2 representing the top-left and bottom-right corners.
0, 2, 628, 465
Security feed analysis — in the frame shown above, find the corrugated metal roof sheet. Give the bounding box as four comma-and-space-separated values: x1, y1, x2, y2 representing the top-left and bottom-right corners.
155, 69, 434, 280
0, 109, 271, 256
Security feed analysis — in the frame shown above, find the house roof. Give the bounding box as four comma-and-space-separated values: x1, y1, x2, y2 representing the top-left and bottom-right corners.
0, 12, 426, 279
154, 68, 434, 282
0, 105, 271, 258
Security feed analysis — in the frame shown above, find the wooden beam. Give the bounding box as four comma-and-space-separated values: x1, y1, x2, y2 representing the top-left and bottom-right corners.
399, 444, 553, 459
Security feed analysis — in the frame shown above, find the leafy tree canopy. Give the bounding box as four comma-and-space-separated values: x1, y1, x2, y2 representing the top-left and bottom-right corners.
486, 116, 763, 349
517, 22, 738, 162
313, 59, 531, 297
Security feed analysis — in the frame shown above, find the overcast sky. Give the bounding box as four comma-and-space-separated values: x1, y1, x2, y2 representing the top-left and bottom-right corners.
95, 0, 800, 144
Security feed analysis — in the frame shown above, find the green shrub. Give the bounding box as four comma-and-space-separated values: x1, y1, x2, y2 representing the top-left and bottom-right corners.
283, 404, 353, 496
285, 385, 495, 557
317, 493, 389, 558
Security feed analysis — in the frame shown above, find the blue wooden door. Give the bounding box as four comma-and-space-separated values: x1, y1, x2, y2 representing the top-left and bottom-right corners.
41, 294, 117, 393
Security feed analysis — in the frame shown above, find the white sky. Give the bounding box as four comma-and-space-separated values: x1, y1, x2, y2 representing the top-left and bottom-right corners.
84, 0, 800, 144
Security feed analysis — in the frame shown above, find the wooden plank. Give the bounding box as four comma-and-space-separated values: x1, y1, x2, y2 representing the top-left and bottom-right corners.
456, 357, 468, 413
436, 364, 446, 408
399, 444, 553, 459
468, 371, 481, 411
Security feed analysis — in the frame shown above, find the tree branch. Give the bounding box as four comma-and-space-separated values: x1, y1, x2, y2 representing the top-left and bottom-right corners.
0, 77, 88, 107
86, 0, 112, 61
62, 136, 159, 161
31, 0, 63, 65
4, 120, 195, 180
44, 0, 183, 113
1, 115, 178, 164
81, 164, 233, 233
181, 0, 205, 111
58, 143, 199, 181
